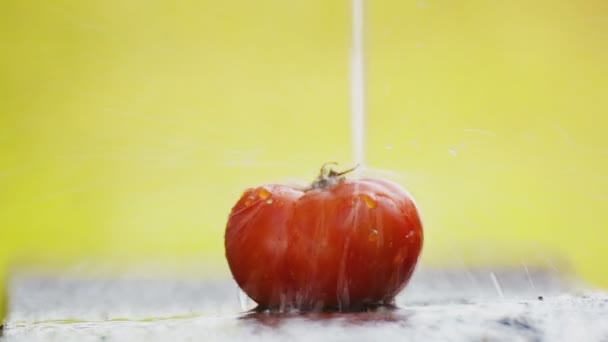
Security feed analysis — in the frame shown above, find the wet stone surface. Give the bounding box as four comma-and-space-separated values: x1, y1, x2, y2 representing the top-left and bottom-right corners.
2, 267, 608, 341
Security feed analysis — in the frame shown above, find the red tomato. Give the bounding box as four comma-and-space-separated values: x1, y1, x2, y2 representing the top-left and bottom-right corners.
225, 165, 423, 311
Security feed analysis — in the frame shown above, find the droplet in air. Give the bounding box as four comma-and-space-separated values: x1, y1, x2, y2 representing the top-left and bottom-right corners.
448, 148, 457, 157
386, 145, 393, 150
368, 229, 379, 242
358, 194, 377, 208
258, 188, 272, 200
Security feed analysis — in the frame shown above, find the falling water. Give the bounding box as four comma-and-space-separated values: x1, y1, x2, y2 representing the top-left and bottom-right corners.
489, 272, 504, 299
351, 0, 366, 168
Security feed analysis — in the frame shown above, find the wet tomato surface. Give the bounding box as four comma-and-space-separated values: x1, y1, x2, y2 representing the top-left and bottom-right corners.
225, 165, 423, 311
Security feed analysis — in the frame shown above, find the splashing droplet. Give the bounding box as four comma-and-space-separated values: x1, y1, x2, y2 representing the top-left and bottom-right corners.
237, 288, 252, 311
258, 188, 272, 200
279, 293, 287, 313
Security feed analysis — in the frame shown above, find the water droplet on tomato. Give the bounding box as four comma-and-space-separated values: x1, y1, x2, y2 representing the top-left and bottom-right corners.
368, 229, 379, 242
266, 199, 273, 204
358, 194, 377, 208
258, 188, 272, 200
244, 196, 255, 206
393, 252, 406, 265
406, 230, 415, 239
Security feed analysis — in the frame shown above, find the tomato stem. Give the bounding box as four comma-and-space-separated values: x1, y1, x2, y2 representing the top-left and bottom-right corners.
309, 163, 360, 190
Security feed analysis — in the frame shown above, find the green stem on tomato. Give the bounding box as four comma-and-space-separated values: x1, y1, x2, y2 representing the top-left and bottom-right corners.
309, 163, 360, 191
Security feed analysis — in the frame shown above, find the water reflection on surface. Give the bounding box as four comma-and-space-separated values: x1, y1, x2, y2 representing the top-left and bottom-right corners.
240, 304, 409, 328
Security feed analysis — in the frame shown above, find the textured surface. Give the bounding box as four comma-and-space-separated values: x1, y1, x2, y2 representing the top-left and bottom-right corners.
3, 268, 607, 341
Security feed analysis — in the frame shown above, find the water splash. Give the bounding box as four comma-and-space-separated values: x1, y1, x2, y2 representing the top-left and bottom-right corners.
237, 288, 253, 311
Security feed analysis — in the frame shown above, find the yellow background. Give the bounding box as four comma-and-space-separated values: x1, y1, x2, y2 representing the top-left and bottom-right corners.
1, 0, 607, 319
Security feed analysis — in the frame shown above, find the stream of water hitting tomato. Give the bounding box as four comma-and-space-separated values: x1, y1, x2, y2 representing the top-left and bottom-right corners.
351, 0, 366, 170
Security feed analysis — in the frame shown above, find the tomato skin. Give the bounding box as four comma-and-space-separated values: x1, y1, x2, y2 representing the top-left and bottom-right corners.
225, 177, 423, 311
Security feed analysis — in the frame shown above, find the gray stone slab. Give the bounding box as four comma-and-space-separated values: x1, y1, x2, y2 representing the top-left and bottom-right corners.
2, 267, 606, 341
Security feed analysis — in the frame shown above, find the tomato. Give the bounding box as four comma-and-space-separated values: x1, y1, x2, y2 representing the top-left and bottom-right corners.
225, 164, 423, 311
